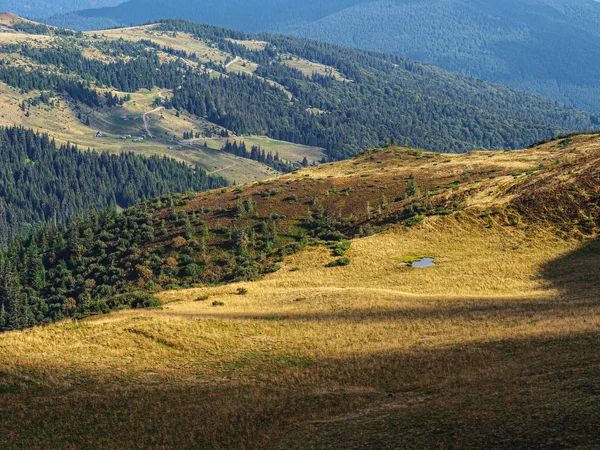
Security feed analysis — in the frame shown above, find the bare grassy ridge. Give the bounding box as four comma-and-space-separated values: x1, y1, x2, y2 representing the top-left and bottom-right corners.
0, 135, 599, 448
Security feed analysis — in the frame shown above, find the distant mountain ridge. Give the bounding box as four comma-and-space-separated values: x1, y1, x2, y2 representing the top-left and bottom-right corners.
46, 0, 600, 113
293, 0, 600, 113
47, 0, 368, 32
0, 0, 124, 20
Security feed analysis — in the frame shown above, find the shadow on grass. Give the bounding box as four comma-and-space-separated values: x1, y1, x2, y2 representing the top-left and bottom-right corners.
1, 330, 599, 450
540, 234, 600, 299
2, 237, 598, 449
157, 293, 598, 324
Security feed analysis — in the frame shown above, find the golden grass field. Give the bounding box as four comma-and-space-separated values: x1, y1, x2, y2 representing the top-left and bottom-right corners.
1, 134, 598, 449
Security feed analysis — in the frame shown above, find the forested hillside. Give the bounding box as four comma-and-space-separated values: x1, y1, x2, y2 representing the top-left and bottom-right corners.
50, 0, 600, 113
1, 18, 597, 163
294, 0, 600, 113
1, 131, 598, 334
0, 126, 225, 246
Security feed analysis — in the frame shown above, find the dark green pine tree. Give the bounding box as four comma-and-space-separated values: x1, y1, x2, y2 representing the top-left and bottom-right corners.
25, 244, 46, 292
0, 261, 32, 331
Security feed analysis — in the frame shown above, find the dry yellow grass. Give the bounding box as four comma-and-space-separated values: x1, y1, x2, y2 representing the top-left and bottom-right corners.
281, 54, 351, 81
0, 32, 54, 45
0, 12, 26, 26
1, 209, 598, 448
225, 38, 268, 51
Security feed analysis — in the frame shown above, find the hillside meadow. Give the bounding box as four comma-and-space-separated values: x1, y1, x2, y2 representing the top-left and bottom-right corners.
0, 134, 599, 448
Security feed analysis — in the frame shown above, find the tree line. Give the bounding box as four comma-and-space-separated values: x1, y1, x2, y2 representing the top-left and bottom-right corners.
0, 126, 226, 246
221, 140, 297, 173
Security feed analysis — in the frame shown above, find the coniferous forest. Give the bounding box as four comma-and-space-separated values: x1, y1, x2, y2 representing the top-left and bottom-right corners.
43, 0, 600, 113
221, 140, 297, 173
0, 190, 289, 331
0, 126, 226, 246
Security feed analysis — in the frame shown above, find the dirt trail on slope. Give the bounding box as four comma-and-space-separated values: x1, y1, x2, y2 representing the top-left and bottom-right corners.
143, 106, 164, 137
225, 56, 241, 69
142, 91, 168, 137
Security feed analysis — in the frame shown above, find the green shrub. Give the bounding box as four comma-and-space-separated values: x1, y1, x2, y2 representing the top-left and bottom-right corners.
331, 240, 352, 256
195, 295, 209, 302
406, 214, 425, 227
212, 300, 225, 307
236, 287, 248, 295
326, 257, 351, 267
333, 246, 346, 256
110, 291, 161, 309
184, 263, 202, 277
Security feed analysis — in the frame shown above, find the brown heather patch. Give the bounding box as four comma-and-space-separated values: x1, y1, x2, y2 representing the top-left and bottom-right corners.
182, 135, 600, 237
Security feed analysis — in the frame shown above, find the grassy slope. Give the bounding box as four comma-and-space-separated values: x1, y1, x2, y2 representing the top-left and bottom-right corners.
0, 22, 325, 183
0, 134, 599, 448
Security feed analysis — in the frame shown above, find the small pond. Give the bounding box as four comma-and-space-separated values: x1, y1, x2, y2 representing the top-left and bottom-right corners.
410, 257, 436, 268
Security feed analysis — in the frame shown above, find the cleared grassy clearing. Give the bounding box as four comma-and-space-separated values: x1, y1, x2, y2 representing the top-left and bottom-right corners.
281, 54, 351, 81
0, 32, 54, 44
203, 134, 324, 164
225, 56, 259, 75
225, 38, 268, 51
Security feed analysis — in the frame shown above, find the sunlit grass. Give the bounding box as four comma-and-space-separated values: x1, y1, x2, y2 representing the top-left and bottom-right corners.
1, 212, 598, 448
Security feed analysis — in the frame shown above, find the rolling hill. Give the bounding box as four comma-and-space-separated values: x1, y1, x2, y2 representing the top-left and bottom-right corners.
0, 132, 598, 448
0, 16, 597, 169
47, 0, 600, 113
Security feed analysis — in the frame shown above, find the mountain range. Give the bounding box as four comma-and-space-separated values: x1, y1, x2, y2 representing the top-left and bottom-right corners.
0, 9, 599, 449
43, 0, 600, 113
0, 0, 122, 20
2, 15, 595, 160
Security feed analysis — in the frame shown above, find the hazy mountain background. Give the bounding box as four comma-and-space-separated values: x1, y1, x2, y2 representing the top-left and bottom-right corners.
46, 0, 368, 32
293, 0, 600, 113
42, 0, 600, 113
0, 0, 123, 20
